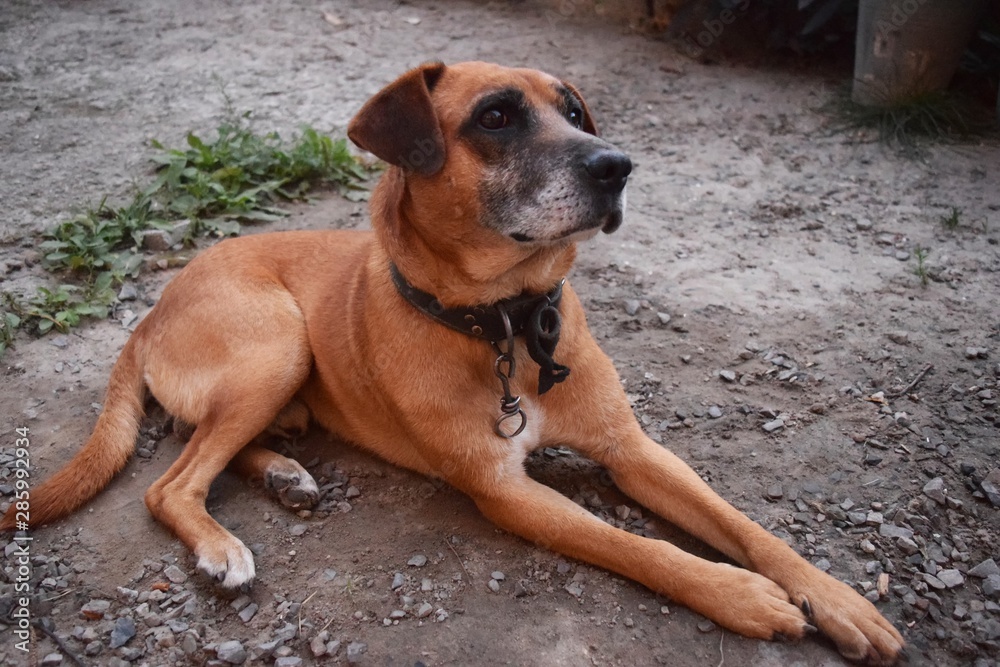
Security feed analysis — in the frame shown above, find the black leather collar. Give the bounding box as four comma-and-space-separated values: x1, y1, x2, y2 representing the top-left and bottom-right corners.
389, 262, 570, 394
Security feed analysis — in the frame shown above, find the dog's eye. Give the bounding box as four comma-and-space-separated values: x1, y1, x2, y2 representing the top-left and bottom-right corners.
568, 108, 583, 128
479, 109, 508, 130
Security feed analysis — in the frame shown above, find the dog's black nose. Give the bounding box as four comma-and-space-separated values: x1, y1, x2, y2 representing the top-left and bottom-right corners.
584, 150, 632, 193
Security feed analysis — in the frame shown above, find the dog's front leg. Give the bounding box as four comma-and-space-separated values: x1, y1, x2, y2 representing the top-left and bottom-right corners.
469, 472, 810, 641
598, 425, 905, 665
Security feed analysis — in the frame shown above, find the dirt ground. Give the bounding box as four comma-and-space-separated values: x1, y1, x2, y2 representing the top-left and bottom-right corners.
2, 0, 1000, 666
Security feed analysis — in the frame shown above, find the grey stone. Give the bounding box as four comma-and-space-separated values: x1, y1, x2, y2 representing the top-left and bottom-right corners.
487, 579, 500, 593
766, 484, 783, 500
981, 480, 1000, 508
491, 571, 505, 581
275, 658, 303, 667
217, 640, 247, 664
141, 229, 173, 251
707, 405, 723, 419
109, 616, 136, 649
656, 312, 671, 325
969, 559, 1000, 579
762, 419, 784, 433
41, 654, 63, 667
624, 299, 641, 316
719, 370, 736, 383
238, 603, 258, 623
407, 554, 428, 567
289, 524, 308, 536
417, 602, 434, 618
937, 569, 964, 589
346, 641, 367, 664
983, 574, 1000, 598
163, 564, 188, 583
391, 572, 405, 590
878, 524, 913, 540
117, 284, 138, 301
922, 477, 947, 505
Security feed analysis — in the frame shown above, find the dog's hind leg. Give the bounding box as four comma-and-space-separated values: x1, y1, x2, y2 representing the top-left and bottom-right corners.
229, 443, 320, 510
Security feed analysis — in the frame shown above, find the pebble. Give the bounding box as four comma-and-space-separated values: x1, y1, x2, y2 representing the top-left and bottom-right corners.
656, 312, 671, 325
922, 477, 947, 504
117, 283, 138, 301
624, 299, 641, 316
491, 571, 505, 581
216, 640, 247, 664
391, 572, 405, 590
855, 217, 873, 231
937, 569, 965, 588
965, 347, 989, 359
109, 616, 136, 648
163, 564, 188, 583
719, 370, 736, 383
766, 484, 783, 500
275, 658, 303, 667
417, 602, 434, 618
407, 554, 428, 567
707, 405, 723, 419
239, 603, 258, 623
41, 654, 62, 667
983, 575, 1000, 598
878, 524, 913, 540
141, 229, 173, 251
762, 419, 784, 433
346, 641, 367, 664
697, 619, 716, 633
310, 633, 329, 657
80, 599, 110, 620
289, 524, 308, 536
969, 559, 1000, 579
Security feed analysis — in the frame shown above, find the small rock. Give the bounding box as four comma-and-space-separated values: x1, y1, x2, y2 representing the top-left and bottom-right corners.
981, 479, 1000, 508
983, 574, 1000, 598
216, 640, 247, 665
163, 564, 188, 584
491, 571, 505, 581
239, 603, 258, 623
407, 554, 428, 567
879, 524, 913, 540
697, 619, 716, 633
624, 299, 641, 316
707, 405, 723, 419
656, 312, 671, 325
346, 641, 367, 664
141, 229, 173, 251
345, 486, 361, 498
416, 602, 434, 618
937, 569, 964, 589
117, 284, 138, 301
80, 600, 110, 620
391, 572, 405, 590
766, 484, 783, 500
762, 419, 784, 433
855, 217, 873, 231
487, 579, 500, 593
922, 477, 947, 505
969, 559, 1000, 579
719, 370, 736, 383
275, 658, 303, 667
41, 654, 62, 667
965, 347, 988, 359
109, 616, 136, 649
886, 331, 909, 345
310, 634, 328, 657
289, 524, 308, 536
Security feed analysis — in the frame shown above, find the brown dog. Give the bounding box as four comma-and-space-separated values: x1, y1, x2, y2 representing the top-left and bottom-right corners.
2, 61, 904, 664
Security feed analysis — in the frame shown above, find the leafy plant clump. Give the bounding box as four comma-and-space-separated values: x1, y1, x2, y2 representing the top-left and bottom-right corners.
1, 115, 371, 357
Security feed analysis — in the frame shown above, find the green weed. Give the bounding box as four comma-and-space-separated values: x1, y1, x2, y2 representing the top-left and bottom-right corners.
913, 246, 931, 287
0, 114, 370, 359
940, 207, 963, 230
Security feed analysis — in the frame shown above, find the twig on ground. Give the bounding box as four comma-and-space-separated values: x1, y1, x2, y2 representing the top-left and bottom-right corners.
888, 363, 934, 398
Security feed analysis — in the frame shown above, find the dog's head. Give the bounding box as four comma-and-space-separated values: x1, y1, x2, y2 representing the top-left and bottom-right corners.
348, 61, 631, 247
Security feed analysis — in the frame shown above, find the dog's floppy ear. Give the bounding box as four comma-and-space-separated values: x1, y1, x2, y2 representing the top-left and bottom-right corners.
562, 80, 598, 137
348, 62, 447, 176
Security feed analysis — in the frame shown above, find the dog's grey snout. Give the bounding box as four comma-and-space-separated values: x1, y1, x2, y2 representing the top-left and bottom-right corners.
583, 150, 632, 194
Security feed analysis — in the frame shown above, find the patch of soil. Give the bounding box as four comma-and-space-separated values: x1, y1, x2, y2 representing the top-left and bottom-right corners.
1, 1, 999, 666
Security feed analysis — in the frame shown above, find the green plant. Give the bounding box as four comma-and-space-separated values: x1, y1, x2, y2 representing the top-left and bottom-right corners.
1, 113, 371, 360
913, 245, 931, 287
940, 206, 963, 230
824, 86, 995, 153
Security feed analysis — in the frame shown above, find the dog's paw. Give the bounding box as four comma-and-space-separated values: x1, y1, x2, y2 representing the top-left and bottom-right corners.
195, 537, 256, 590
789, 572, 905, 666
264, 462, 320, 510
694, 563, 812, 641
